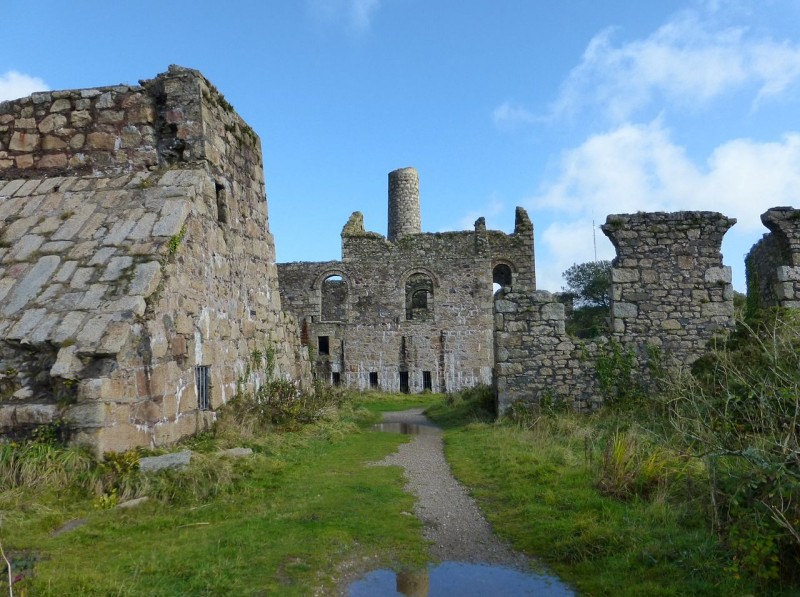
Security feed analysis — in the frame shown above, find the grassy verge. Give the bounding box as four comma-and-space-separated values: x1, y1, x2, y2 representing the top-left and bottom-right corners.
426, 396, 759, 596
1, 394, 433, 595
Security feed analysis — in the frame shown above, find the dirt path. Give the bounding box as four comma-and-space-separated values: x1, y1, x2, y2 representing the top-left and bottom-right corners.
373, 408, 530, 568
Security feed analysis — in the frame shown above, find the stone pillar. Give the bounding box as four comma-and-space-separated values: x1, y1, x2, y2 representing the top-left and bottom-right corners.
387, 167, 421, 242
602, 211, 736, 363
746, 207, 800, 309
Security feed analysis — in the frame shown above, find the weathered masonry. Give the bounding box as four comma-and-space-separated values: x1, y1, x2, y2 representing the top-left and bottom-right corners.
0, 66, 308, 452
494, 211, 738, 412
746, 207, 800, 310
278, 167, 536, 393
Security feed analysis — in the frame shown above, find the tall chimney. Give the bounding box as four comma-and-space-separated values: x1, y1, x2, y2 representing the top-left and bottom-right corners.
387, 167, 421, 242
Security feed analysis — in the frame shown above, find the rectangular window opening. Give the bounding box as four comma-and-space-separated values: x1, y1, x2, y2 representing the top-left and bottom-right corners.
332, 372, 341, 386
318, 335, 330, 355
422, 371, 432, 392
195, 365, 211, 410
369, 371, 379, 389
399, 371, 409, 394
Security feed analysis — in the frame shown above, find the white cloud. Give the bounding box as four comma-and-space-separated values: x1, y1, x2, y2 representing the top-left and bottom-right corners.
492, 101, 537, 129
537, 219, 615, 293
307, 0, 381, 33
0, 71, 48, 102
529, 121, 800, 290
550, 5, 800, 122
533, 121, 800, 232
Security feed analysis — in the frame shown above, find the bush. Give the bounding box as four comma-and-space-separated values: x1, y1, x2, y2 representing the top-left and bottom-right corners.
219, 378, 346, 435
663, 309, 800, 586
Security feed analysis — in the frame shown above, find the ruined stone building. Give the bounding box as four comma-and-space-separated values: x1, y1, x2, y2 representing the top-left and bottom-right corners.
1, 65, 797, 452
494, 211, 738, 411
278, 167, 536, 393
0, 66, 307, 453
493, 205, 799, 413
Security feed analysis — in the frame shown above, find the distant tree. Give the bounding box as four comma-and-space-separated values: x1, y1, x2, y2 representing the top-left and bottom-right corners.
562, 260, 612, 308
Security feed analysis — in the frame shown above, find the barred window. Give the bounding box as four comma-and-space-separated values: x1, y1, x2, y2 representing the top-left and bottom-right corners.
195, 365, 211, 410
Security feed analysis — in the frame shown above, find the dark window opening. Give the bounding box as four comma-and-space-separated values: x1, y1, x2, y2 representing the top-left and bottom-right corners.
195, 365, 211, 410
405, 273, 434, 320
321, 275, 347, 321
300, 320, 309, 346
369, 372, 379, 389
399, 371, 409, 394
332, 372, 341, 386
215, 182, 228, 225
493, 263, 513, 293
318, 335, 330, 355
422, 371, 432, 392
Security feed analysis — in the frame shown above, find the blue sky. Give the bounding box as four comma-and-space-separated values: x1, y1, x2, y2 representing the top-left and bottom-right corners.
2, 0, 799, 292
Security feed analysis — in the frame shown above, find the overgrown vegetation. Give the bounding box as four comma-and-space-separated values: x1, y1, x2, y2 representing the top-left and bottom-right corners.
1, 308, 799, 594
662, 308, 800, 586
425, 309, 800, 594
0, 387, 434, 595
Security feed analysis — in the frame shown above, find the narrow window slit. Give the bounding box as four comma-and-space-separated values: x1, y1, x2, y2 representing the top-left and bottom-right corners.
195, 365, 211, 410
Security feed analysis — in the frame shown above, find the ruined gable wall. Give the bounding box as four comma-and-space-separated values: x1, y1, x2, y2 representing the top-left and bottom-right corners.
483, 206, 536, 294
494, 211, 736, 412
746, 207, 800, 310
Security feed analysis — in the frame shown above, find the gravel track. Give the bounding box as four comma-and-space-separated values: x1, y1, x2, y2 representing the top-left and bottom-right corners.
373, 408, 530, 569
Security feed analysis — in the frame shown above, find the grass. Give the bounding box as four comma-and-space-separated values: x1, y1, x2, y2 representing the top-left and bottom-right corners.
0, 394, 434, 595
4, 386, 796, 595
426, 398, 763, 596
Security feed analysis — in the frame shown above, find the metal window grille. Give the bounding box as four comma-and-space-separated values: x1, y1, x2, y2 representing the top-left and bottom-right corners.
195, 365, 211, 410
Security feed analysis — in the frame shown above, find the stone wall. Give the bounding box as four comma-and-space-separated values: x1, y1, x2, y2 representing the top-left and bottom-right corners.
0, 81, 159, 176
278, 172, 536, 393
0, 67, 309, 452
494, 290, 601, 411
495, 211, 736, 412
602, 211, 736, 363
746, 207, 800, 310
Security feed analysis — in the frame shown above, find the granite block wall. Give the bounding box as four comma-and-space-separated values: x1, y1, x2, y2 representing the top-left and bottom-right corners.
0, 67, 309, 452
495, 211, 737, 413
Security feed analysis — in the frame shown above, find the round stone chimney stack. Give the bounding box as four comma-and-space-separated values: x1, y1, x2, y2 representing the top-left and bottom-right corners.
387, 167, 421, 242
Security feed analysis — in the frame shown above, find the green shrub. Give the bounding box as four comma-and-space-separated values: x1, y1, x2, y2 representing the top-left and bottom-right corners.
663, 309, 800, 586
220, 378, 347, 435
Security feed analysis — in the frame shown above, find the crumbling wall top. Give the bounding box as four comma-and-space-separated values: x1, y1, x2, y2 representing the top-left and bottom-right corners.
0, 65, 262, 185
761, 206, 800, 266
602, 211, 736, 261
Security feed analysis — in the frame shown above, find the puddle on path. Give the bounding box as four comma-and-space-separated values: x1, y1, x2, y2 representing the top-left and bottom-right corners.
370, 422, 438, 435
348, 561, 575, 596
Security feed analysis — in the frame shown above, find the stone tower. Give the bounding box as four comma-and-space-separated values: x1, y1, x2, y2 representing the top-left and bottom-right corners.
387, 167, 421, 241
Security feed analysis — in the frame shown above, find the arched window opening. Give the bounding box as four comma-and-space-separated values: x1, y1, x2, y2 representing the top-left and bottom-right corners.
493, 263, 513, 294
320, 275, 347, 321
405, 273, 434, 320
